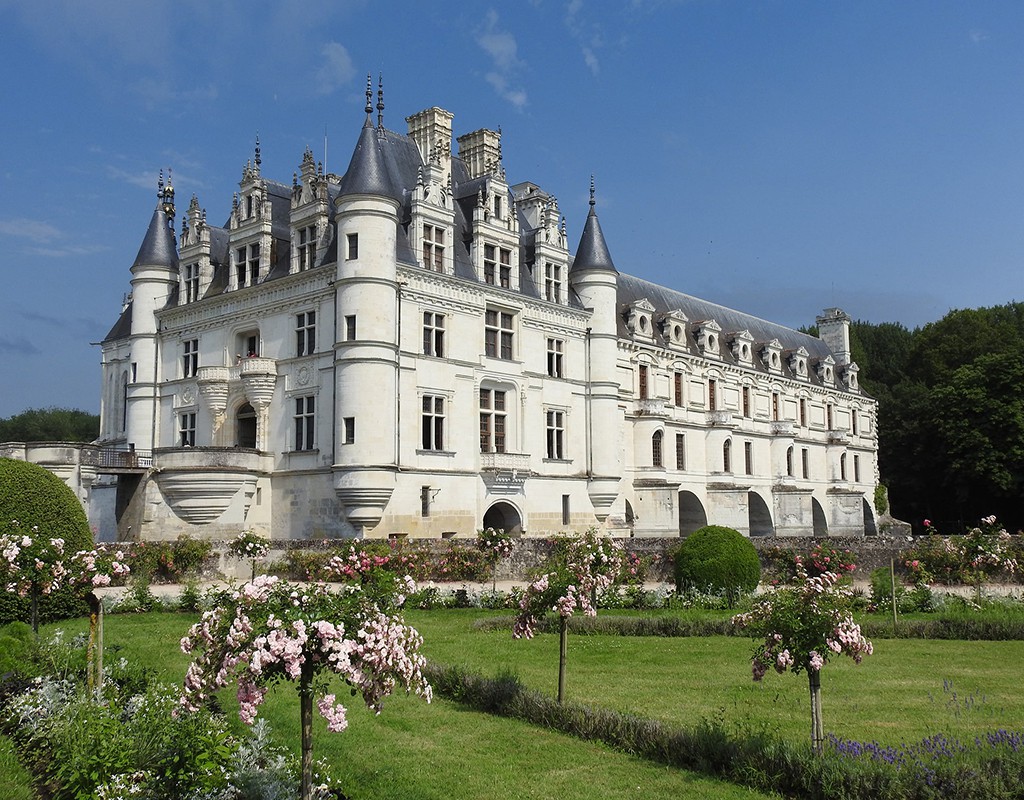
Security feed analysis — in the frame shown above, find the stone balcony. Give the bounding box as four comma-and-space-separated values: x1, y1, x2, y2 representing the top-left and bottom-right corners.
827, 428, 850, 444
480, 451, 531, 473
636, 398, 668, 417
770, 420, 795, 436
706, 410, 734, 426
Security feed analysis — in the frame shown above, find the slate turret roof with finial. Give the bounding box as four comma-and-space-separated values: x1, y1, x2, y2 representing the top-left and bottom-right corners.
337, 76, 404, 203
132, 181, 178, 271
570, 178, 617, 275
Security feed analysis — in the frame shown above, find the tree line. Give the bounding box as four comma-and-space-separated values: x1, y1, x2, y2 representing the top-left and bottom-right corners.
845, 302, 1024, 533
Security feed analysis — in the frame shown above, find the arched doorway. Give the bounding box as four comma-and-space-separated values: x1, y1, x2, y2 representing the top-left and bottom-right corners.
747, 492, 774, 537
862, 497, 877, 536
483, 501, 523, 535
678, 491, 707, 537
811, 497, 828, 537
236, 403, 257, 449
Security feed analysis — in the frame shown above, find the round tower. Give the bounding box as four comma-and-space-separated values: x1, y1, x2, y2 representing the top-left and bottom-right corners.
125, 174, 178, 451
332, 79, 402, 535
569, 180, 622, 520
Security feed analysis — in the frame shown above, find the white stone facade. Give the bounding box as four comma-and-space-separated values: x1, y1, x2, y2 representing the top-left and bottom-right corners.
95, 94, 878, 542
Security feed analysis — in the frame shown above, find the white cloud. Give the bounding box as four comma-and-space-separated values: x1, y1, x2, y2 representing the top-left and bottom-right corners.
315, 42, 356, 96
969, 28, 990, 44
0, 218, 64, 243
564, 0, 604, 76
476, 10, 528, 108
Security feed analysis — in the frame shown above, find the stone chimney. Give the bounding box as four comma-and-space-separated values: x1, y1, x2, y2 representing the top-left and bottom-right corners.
816, 307, 852, 365
457, 128, 501, 179
405, 107, 454, 166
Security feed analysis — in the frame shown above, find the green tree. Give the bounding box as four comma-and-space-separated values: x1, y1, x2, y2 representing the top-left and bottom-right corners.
0, 407, 99, 443
0, 458, 94, 626
670, 525, 760, 606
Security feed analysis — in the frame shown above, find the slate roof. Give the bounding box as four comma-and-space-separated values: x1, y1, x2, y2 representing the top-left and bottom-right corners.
131, 207, 178, 270
616, 272, 838, 382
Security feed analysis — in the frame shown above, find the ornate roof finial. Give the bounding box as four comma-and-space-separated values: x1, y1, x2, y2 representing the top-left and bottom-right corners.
158, 169, 165, 199
365, 74, 373, 117
254, 134, 262, 170
589, 175, 596, 207
376, 73, 385, 129
162, 168, 175, 219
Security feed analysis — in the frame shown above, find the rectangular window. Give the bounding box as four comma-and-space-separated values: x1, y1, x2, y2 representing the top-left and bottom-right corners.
182, 338, 198, 378
479, 388, 506, 453
561, 494, 570, 526
346, 233, 358, 260
343, 417, 355, 444
421, 395, 445, 451
708, 379, 717, 411
854, 454, 861, 482
802, 448, 809, 479
744, 441, 753, 475
235, 243, 260, 286
546, 410, 564, 459
244, 333, 260, 358
826, 403, 834, 430
345, 315, 356, 341
675, 433, 686, 470
184, 263, 200, 303
799, 399, 808, 427
484, 309, 514, 360
852, 411, 859, 436
179, 412, 196, 447
674, 372, 683, 406
421, 486, 431, 517
423, 312, 445, 357
248, 243, 260, 285
423, 225, 445, 272
742, 386, 751, 418
639, 365, 649, 400
296, 311, 316, 356
483, 244, 511, 287
545, 262, 562, 303
546, 338, 564, 378
298, 225, 317, 270
772, 392, 780, 421
294, 395, 315, 451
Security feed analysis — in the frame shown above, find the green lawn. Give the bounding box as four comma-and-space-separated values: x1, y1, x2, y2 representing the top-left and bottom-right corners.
407, 609, 1024, 746
45, 613, 776, 800
34, 608, 1024, 799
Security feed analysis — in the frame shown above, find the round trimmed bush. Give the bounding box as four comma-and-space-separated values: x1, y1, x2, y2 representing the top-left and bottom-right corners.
0, 458, 94, 625
670, 525, 760, 607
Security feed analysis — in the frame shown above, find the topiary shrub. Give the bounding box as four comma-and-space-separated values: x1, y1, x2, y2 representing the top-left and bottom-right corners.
0, 458, 94, 625
670, 525, 760, 607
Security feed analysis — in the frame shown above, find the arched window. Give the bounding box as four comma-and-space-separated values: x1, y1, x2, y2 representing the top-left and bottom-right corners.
236, 403, 257, 449
652, 430, 663, 467
786, 446, 794, 477
723, 439, 732, 473
840, 452, 848, 481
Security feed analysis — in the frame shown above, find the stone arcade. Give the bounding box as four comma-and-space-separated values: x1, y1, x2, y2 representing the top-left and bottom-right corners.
89, 86, 878, 541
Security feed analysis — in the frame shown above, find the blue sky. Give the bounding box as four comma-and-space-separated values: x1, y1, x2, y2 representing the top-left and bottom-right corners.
1, 1, 1023, 419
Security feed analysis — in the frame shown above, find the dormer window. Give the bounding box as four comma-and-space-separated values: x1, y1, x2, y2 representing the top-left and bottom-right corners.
694, 320, 722, 357
660, 310, 689, 349
761, 339, 783, 373
544, 262, 562, 303
424, 225, 446, 272
297, 225, 317, 271
788, 347, 809, 379
730, 330, 754, 364
183, 263, 200, 303
235, 243, 260, 288
484, 244, 511, 288
816, 355, 836, 385
842, 363, 860, 392
626, 299, 656, 338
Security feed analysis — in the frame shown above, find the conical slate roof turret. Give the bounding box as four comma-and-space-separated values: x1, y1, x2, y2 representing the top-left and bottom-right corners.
337, 77, 401, 203
571, 178, 617, 274
132, 176, 178, 270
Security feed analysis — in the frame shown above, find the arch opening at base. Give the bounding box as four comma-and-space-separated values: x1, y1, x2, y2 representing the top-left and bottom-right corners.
678, 491, 707, 537
482, 501, 523, 535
